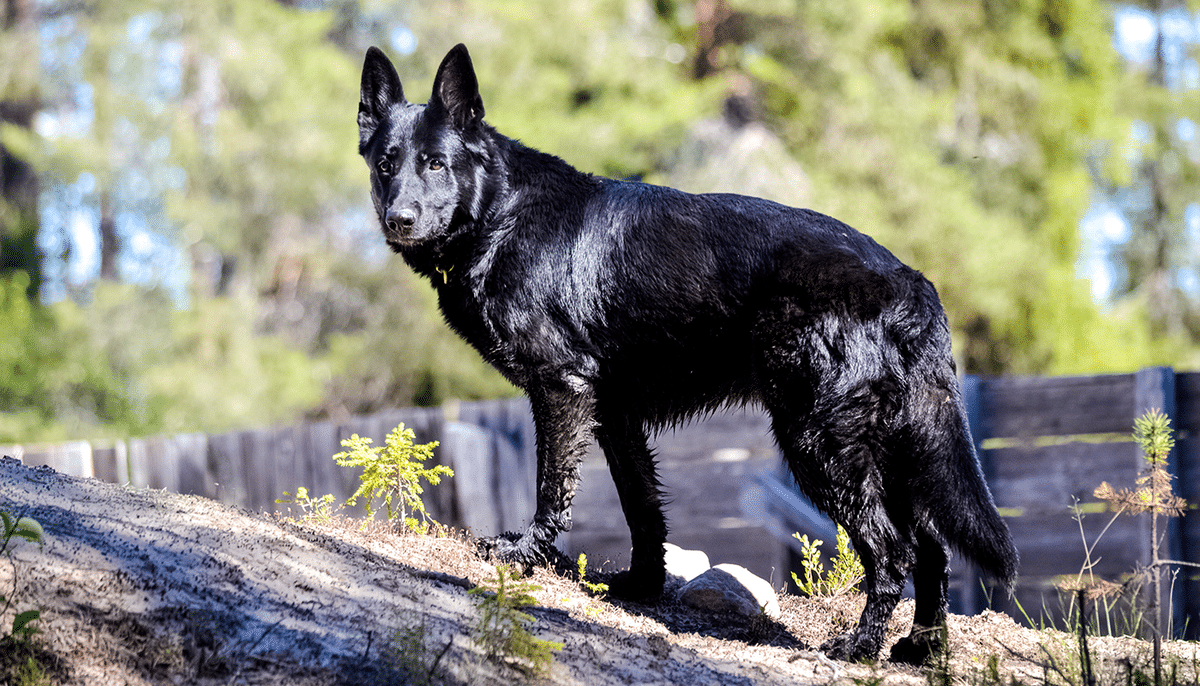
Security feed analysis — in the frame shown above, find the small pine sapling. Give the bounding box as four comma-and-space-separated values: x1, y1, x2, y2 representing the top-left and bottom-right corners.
469, 565, 563, 676
1094, 409, 1188, 686
334, 423, 453, 535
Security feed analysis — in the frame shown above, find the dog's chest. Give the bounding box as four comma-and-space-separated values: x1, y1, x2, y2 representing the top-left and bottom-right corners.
434, 280, 528, 377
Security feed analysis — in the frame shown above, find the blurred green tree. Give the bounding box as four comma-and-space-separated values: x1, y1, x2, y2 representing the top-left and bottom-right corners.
657, 0, 1198, 373
1, 0, 1197, 444
1087, 0, 1199, 343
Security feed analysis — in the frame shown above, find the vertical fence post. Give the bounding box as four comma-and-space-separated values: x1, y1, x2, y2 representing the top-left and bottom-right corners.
1177, 372, 1200, 639
1134, 366, 1182, 639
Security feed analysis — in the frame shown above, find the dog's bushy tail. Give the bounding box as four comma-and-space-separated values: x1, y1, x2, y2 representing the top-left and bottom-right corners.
929, 403, 1019, 587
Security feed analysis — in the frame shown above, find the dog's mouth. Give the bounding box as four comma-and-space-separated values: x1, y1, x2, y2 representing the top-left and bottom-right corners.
381, 224, 420, 247
384, 233, 419, 250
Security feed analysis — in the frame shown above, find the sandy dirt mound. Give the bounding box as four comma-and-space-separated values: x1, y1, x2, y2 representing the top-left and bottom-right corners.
0, 456, 1194, 685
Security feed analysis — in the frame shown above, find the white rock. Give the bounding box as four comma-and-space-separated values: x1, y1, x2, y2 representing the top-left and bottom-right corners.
677, 563, 781, 619
663, 543, 710, 582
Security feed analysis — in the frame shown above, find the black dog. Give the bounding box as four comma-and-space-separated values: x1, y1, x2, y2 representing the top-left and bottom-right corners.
357, 44, 1018, 663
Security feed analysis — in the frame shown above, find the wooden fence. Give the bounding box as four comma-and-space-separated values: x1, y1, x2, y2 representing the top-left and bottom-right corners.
4, 367, 1199, 635
754, 366, 1200, 634
3, 400, 541, 539
966, 367, 1199, 635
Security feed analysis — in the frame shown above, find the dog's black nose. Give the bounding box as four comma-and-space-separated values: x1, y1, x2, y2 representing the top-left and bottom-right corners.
386, 207, 417, 232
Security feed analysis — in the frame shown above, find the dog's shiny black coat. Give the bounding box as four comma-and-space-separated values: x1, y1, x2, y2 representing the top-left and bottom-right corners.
357, 44, 1018, 664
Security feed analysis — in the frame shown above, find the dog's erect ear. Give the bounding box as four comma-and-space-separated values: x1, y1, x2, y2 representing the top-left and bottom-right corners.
359, 47, 405, 150
430, 44, 484, 130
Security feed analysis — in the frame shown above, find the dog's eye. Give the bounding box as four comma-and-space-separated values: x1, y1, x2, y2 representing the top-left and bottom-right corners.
376, 159, 392, 176
428, 159, 444, 171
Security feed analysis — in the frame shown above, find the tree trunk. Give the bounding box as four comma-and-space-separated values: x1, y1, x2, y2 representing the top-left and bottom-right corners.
98, 192, 120, 280
0, 0, 42, 300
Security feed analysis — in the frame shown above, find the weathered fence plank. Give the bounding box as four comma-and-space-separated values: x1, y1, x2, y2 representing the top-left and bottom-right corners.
443, 420, 500, 536
987, 441, 1140, 512
978, 373, 1138, 438
176, 434, 211, 498
241, 430, 277, 513
300, 420, 345, 505
207, 431, 248, 508
91, 443, 126, 484
13, 441, 94, 479
125, 438, 147, 488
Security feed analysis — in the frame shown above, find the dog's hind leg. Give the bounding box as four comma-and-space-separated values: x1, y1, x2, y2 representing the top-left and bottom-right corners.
888, 526, 950, 664
768, 404, 912, 661
756, 342, 913, 660
593, 402, 668, 600
809, 463, 911, 663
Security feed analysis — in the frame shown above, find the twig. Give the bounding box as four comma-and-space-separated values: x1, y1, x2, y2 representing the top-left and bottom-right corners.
1154, 558, 1200, 570
1078, 589, 1095, 686
788, 650, 841, 682
227, 619, 284, 686
409, 567, 473, 589
428, 638, 454, 680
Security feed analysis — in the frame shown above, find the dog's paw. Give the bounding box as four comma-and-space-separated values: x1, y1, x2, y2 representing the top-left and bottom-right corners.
475, 531, 570, 575
475, 531, 536, 575
887, 627, 943, 666
604, 568, 665, 601
819, 632, 880, 663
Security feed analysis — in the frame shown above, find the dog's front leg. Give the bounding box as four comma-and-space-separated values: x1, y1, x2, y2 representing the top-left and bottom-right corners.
478, 374, 595, 574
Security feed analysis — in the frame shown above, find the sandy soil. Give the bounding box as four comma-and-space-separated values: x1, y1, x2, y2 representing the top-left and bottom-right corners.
0, 456, 1195, 685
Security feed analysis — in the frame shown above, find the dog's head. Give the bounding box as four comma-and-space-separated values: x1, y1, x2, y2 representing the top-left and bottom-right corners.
357, 44, 489, 249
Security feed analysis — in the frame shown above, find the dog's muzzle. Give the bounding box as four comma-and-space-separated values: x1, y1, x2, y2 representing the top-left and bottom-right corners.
386, 207, 417, 234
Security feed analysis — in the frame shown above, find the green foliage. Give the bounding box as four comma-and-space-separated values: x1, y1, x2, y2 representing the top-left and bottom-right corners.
381, 619, 452, 686
1133, 409, 1176, 471
0, 268, 333, 443
333, 423, 452, 534
411, 0, 718, 180
0, 509, 49, 685
13, 655, 50, 686
275, 487, 337, 524
678, 0, 1200, 375
1, 510, 45, 642
0, 273, 146, 442
576, 553, 609, 596
791, 524, 864, 597
469, 565, 563, 676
